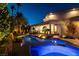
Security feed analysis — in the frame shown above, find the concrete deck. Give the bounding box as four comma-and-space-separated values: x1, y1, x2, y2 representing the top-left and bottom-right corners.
62, 38, 79, 47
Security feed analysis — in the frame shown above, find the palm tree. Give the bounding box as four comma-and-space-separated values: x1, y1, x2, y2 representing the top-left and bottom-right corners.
16, 12, 28, 24
10, 5, 16, 32
16, 3, 22, 12
15, 12, 28, 35
11, 5, 15, 16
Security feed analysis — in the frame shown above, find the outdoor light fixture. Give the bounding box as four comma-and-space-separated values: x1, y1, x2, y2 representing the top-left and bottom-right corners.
43, 13, 58, 22
69, 8, 78, 15
54, 40, 57, 46
66, 8, 79, 18
72, 8, 77, 11
70, 10, 78, 14
48, 13, 57, 20
48, 13, 56, 19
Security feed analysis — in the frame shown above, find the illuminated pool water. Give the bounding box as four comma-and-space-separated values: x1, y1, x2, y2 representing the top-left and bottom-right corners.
22, 35, 79, 56
30, 44, 79, 56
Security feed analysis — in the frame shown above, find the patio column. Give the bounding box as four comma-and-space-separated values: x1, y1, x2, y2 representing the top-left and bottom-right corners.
49, 23, 51, 34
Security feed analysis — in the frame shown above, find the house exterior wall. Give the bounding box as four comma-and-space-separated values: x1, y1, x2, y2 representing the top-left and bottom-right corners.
31, 23, 61, 35
31, 8, 79, 37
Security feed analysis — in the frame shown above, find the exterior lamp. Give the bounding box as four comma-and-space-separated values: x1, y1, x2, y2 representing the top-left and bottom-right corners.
43, 13, 57, 22
72, 8, 76, 11
48, 13, 57, 20
66, 8, 79, 18
69, 8, 78, 14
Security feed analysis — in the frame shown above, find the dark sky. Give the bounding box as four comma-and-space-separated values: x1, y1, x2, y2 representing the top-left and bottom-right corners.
7, 3, 79, 25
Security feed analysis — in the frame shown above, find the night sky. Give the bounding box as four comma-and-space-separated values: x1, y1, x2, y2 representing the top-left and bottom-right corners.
7, 3, 79, 25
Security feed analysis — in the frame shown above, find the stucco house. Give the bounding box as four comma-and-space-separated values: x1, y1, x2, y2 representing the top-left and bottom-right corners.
31, 8, 79, 37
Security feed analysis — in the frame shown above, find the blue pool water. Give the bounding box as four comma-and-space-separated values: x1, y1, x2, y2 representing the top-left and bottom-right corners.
23, 35, 42, 42
44, 38, 65, 45
22, 35, 79, 56
30, 44, 79, 56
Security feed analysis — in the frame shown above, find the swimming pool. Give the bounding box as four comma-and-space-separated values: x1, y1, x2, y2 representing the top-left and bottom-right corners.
22, 35, 79, 56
